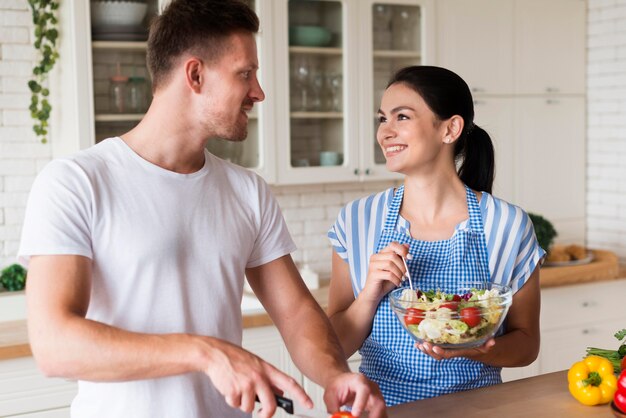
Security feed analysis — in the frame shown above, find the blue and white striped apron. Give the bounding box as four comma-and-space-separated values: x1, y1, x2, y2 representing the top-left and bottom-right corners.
359, 185, 502, 405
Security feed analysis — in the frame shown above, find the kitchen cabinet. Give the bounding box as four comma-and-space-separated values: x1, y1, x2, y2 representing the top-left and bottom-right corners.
0, 356, 76, 417
502, 278, 626, 382
513, 0, 586, 95
514, 96, 586, 243
435, 0, 585, 96
436, 0, 515, 95
472, 97, 515, 203
274, 0, 435, 184
436, 0, 586, 243
54, 0, 434, 185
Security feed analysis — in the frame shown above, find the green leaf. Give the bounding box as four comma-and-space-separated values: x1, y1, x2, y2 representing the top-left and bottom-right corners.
615, 329, 626, 341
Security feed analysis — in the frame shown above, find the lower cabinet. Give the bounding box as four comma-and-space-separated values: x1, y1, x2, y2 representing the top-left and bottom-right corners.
0, 357, 76, 417
502, 278, 626, 382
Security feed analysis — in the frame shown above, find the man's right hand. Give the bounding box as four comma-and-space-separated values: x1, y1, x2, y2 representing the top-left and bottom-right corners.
202, 338, 312, 418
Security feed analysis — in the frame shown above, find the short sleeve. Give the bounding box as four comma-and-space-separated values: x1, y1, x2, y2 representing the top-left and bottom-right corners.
509, 212, 546, 292
18, 160, 94, 267
328, 206, 348, 261
246, 177, 296, 268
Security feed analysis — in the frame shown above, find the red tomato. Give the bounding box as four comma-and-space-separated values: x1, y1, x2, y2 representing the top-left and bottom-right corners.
452, 294, 462, 302
460, 306, 482, 328
404, 308, 425, 326
330, 413, 354, 418
621, 356, 626, 374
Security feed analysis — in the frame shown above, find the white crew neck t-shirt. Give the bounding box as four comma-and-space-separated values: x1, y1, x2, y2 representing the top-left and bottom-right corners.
18, 137, 296, 417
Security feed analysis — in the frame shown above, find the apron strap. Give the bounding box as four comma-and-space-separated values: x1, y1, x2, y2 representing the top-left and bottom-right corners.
466, 185, 485, 232
383, 185, 404, 232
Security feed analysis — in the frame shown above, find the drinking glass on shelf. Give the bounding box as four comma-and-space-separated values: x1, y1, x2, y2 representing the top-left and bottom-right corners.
392, 7, 417, 51
326, 73, 342, 112
373, 4, 392, 50
291, 55, 311, 111
310, 70, 326, 111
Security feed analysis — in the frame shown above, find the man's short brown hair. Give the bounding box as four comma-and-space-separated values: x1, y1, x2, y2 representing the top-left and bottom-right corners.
147, 0, 259, 91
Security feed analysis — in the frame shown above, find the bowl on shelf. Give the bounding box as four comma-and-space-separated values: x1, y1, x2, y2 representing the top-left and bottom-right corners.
388, 282, 512, 349
91, 0, 148, 29
289, 25, 332, 47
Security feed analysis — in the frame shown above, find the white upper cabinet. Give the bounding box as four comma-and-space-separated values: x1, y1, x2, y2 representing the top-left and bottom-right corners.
514, 96, 586, 224
274, 0, 435, 184
436, 0, 515, 95
514, 0, 586, 95
472, 97, 515, 203
435, 0, 586, 96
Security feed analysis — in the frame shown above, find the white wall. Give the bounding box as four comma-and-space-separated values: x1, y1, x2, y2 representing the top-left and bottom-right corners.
1, 0, 625, 275
587, 0, 626, 260
0, 1, 53, 269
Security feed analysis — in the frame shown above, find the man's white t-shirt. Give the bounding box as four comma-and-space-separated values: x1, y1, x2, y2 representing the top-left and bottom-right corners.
18, 137, 297, 417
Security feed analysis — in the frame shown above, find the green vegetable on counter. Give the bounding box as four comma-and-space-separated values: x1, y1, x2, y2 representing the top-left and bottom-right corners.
586, 328, 626, 372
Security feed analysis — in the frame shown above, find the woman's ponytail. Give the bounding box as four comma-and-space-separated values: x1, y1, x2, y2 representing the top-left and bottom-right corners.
454, 124, 494, 194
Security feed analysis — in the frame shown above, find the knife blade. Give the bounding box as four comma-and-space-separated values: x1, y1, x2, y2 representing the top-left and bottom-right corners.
255, 394, 328, 418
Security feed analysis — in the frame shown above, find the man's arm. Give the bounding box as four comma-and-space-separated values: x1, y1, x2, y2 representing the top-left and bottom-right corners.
27, 254, 310, 417
246, 255, 386, 417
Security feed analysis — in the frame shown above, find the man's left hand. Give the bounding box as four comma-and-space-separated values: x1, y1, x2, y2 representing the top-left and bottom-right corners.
323, 372, 387, 417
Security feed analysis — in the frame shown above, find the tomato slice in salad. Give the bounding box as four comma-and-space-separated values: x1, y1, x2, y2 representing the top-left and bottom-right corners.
404, 308, 425, 325
460, 306, 482, 328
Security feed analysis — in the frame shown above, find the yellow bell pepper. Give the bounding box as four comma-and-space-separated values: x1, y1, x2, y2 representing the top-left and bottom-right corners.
568, 355, 617, 406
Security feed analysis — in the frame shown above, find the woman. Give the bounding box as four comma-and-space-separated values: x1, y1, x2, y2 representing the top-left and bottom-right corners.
327, 65, 545, 406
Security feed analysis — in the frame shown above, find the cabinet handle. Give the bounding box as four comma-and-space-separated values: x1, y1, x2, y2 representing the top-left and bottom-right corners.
471, 87, 485, 93
365, 168, 371, 175
545, 87, 560, 93
354, 168, 360, 175
473, 100, 487, 106
546, 99, 560, 105
581, 301, 596, 308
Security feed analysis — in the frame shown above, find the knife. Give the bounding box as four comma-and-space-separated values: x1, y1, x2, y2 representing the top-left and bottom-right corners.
255, 394, 329, 418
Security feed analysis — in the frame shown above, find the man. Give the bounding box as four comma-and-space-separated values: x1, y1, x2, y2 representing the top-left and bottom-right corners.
18, 1, 386, 417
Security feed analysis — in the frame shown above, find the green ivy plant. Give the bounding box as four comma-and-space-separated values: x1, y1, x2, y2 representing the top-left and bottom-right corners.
27, 0, 60, 144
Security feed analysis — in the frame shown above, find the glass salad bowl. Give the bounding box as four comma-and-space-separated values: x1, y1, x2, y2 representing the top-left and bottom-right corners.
389, 282, 513, 349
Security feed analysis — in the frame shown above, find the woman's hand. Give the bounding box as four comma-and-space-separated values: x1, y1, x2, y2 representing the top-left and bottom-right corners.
359, 242, 410, 304
415, 338, 496, 361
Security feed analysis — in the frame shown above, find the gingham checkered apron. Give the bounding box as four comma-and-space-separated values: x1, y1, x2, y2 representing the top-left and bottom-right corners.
359, 185, 502, 406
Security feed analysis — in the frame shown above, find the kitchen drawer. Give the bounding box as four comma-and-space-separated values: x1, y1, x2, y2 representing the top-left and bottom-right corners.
540, 279, 626, 330
538, 316, 624, 375
0, 357, 76, 416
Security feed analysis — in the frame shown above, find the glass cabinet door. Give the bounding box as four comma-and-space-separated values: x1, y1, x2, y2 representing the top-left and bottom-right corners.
206, 0, 265, 173
276, 0, 358, 184
360, 0, 434, 179
90, 0, 159, 143
89, 0, 270, 177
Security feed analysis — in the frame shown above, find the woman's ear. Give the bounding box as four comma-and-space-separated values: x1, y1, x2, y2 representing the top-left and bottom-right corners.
184, 57, 204, 93
443, 115, 464, 144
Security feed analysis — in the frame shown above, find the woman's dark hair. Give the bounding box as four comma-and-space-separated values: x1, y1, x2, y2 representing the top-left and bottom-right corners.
147, 0, 259, 91
388, 65, 495, 193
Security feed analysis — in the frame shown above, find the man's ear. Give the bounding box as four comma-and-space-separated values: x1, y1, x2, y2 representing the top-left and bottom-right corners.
184, 57, 203, 93
443, 115, 464, 144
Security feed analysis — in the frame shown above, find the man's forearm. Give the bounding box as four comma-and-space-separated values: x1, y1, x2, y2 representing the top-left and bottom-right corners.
30, 314, 208, 381
279, 300, 350, 388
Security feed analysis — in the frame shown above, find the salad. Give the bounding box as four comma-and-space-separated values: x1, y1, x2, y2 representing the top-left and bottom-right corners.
392, 286, 509, 347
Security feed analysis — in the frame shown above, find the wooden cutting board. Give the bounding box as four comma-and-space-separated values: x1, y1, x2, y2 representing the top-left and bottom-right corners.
540, 249, 620, 288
